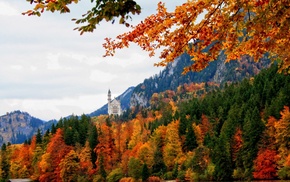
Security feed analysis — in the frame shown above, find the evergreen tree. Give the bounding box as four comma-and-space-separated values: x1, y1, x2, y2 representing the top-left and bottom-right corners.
0, 147, 9, 180
184, 122, 197, 152
178, 114, 187, 136
36, 128, 42, 144
64, 128, 74, 145
141, 163, 150, 181
172, 163, 178, 179
99, 154, 107, 180
212, 134, 233, 181
88, 123, 98, 168
51, 123, 57, 134
152, 148, 167, 176
1, 144, 6, 152
241, 107, 264, 180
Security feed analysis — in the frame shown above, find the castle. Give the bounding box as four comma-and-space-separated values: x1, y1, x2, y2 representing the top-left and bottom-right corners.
107, 89, 122, 115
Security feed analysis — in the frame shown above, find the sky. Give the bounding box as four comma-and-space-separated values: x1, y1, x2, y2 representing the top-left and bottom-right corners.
0, 0, 185, 121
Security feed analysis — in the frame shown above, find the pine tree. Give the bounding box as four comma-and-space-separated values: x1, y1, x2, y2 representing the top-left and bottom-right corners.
88, 124, 98, 168
184, 122, 197, 151
142, 163, 150, 181
36, 129, 42, 144
212, 134, 233, 181
241, 107, 265, 180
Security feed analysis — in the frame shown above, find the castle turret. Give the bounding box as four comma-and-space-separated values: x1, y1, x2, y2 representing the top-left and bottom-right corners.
108, 89, 111, 103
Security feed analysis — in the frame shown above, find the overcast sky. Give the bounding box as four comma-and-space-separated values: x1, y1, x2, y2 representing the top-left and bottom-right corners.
0, 0, 185, 121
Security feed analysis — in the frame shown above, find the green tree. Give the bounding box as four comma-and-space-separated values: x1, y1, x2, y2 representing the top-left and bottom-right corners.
106, 168, 123, 182
172, 163, 178, 179
36, 128, 42, 144
178, 114, 187, 136
141, 163, 150, 181
241, 107, 264, 180
99, 154, 107, 180
88, 124, 99, 168
184, 122, 197, 152
0, 148, 9, 180
128, 157, 141, 179
212, 134, 233, 181
152, 148, 167, 177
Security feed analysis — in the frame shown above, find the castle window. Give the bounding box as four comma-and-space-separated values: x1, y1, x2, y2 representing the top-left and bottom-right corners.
113, 105, 118, 114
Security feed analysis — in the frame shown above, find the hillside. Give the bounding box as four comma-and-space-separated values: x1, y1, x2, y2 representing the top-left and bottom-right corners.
130, 53, 270, 107
0, 111, 56, 146
1, 65, 289, 181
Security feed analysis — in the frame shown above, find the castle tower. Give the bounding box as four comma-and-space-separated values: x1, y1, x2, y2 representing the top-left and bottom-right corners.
108, 89, 111, 103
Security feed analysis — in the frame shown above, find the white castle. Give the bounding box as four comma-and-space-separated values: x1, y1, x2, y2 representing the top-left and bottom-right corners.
107, 89, 122, 115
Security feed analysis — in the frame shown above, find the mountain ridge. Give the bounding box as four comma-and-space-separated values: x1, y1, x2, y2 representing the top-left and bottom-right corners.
0, 53, 270, 146
0, 110, 57, 146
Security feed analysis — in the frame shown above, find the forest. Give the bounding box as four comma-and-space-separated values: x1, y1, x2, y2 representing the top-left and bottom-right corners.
0, 64, 290, 182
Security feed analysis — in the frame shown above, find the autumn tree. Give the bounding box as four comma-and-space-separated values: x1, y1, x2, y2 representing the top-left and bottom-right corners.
78, 142, 94, 178
163, 121, 183, 170
253, 149, 278, 179
24, 0, 290, 73
274, 106, 290, 179
59, 150, 80, 182
95, 122, 117, 172
39, 128, 72, 182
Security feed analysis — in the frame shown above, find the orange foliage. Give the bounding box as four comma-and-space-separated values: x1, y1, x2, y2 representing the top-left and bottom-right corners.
285, 154, 290, 167
274, 106, 290, 160
193, 123, 203, 146
104, 1, 290, 73
231, 128, 243, 162
148, 176, 161, 182
119, 177, 135, 182
164, 121, 183, 170
200, 114, 212, 138
40, 128, 72, 182
79, 142, 94, 175
253, 149, 278, 179
266, 116, 277, 146
95, 123, 117, 172
137, 142, 154, 168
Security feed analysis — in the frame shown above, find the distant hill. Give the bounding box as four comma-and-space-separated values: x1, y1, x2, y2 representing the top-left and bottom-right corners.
0, 111, 56, 146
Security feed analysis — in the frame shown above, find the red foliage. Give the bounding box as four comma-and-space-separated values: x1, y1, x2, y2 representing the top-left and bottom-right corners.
231, 128, 243, 162
42, 128, 72, 182
148, 176, 161, 182
253, 149, 278, 179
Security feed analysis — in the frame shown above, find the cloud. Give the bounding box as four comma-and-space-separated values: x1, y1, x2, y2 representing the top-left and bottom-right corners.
0, 0, 186, 120
0, 2, 18, 16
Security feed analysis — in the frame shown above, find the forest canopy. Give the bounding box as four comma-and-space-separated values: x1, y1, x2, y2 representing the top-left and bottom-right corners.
24, 0, 290, 73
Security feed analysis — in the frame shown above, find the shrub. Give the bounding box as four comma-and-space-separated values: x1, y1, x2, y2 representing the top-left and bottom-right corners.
107, 168, 123, 182
148, 176, 161, 182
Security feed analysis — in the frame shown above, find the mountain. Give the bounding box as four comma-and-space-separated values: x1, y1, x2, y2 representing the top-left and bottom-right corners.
0, 111, 56, 146
2, 65, 289, 182
130, 53, 271, 107
89, 86, 135, 117
0, 54, 270, 146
